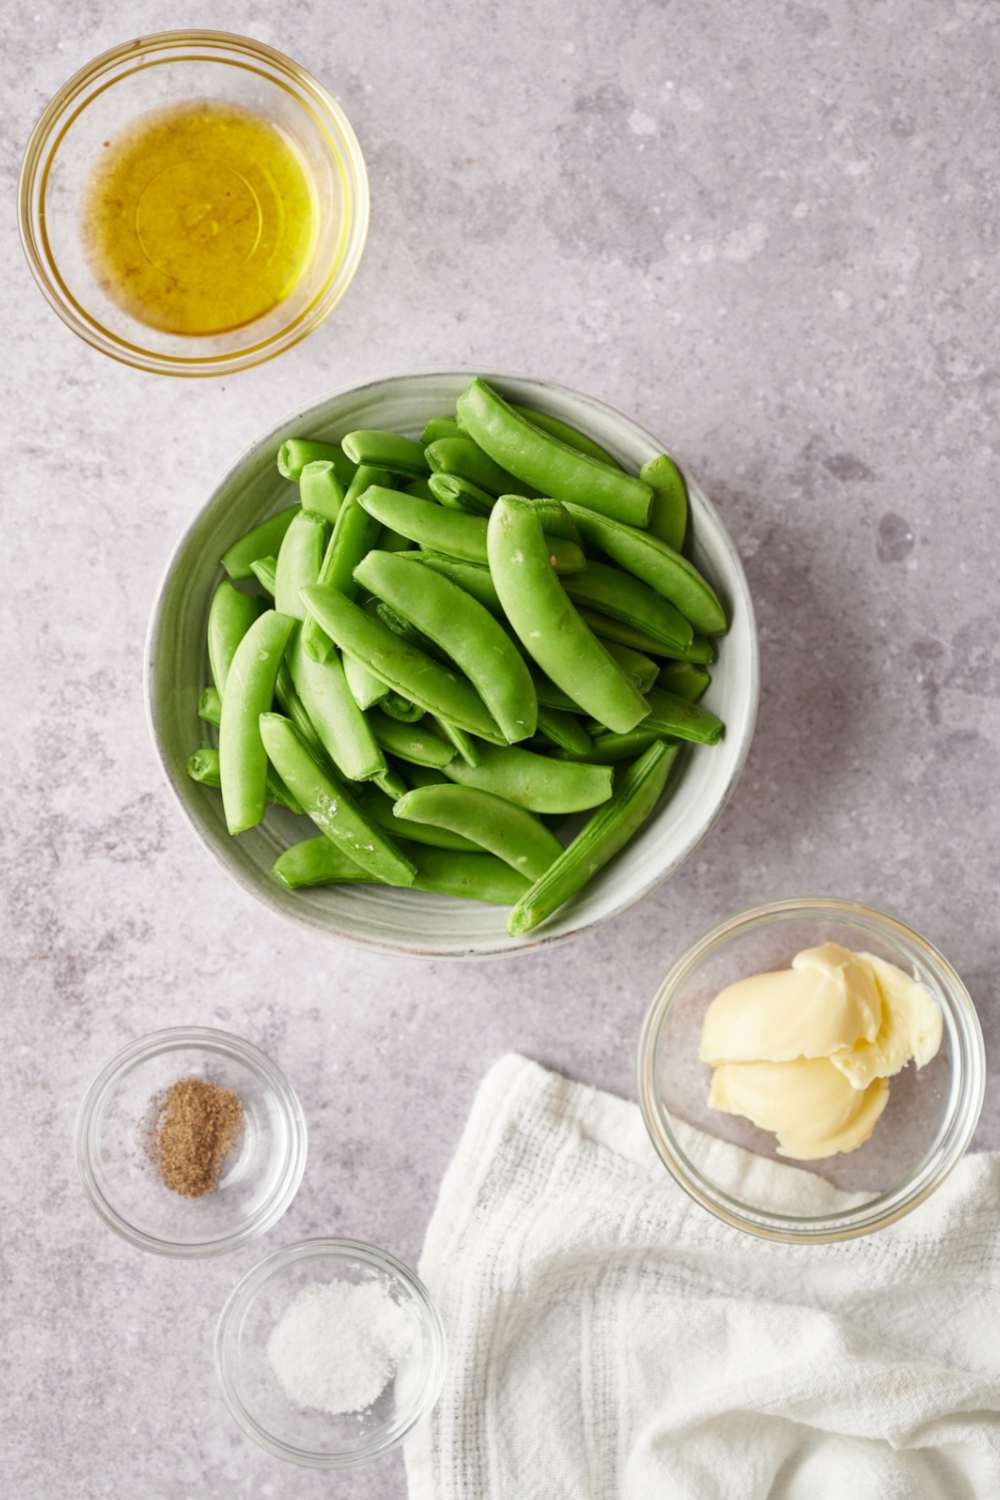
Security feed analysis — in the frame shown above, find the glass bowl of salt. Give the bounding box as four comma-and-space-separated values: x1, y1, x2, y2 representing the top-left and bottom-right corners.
214, 1236, 446, 1467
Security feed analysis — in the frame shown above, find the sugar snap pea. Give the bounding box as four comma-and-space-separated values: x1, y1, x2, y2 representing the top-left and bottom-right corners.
639, 687, 723, 745
563, 503, 725, 635
278, 439, 356, 486
421, 417, 462, 444
640, 453, 688, 552
343, 651, 389, 710
394, 784, 562, 879
301, 464, 397, 663
208, 582, 265, 696
300, 585, 505, 742
443, 744, 613, 814
373, 764, 409, 801
528, 498, 583, 547
562, 561, 694, 653
574, 608, 715, 663
355, 549, 538, 744
603, 640, 659, 695
431, 714, 481, 767
507, 740, 679, 935
487, 496, 650, 735
271, 836, 531, 904
186, 746, 304, 813
655, 662, 711, 702
199, 686, 222, 726
219, 611, 298, 834
259, 713, 416, 885
272, 837, 373, 888
553, 727, 663, 765
403, 478, 437, 502
221, 506, 299, 581
299, 460, 344, 525
375, 524, 414, 553
380, 691, 427, 722
428, 472, 496, 517
342, 430, 430, 479
458, 378, 653, 527
407, 552, 504, 615
286, 627, 386, 781
376, 600, 449, 663
357, 486, 586, 573
357, 785, 481, 852
274, 661, 329, 765
511, 406, 622, 469
536, 705, 593, 755
275, 511, 329, 619
425, 436, 531, 498
249, 556, 277, 595
367, 708, 456, 767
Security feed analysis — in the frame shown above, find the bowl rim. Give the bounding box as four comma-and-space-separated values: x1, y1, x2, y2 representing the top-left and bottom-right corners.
16, 28, 369, 377
74, 1024, 308, 1256
143, 364, 761, 960
637, 895, 986, 1243
213, 1235, 447, 1468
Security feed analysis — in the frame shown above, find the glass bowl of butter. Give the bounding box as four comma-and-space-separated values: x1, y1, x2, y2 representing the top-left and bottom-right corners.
18, 30, 368, 376
638, 897, 984, 1242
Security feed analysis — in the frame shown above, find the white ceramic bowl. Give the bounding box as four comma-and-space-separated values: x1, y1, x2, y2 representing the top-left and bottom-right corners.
145, 368, 759, 957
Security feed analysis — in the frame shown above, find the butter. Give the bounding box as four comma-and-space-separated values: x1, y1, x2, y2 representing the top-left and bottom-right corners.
700, 942, 942, 1160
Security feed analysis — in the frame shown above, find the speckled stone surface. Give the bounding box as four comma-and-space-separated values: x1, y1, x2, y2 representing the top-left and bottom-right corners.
3, 2, 999, 1495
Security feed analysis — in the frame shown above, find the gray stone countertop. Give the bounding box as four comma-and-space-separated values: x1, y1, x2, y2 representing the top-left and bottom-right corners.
2, 2, 998, 1496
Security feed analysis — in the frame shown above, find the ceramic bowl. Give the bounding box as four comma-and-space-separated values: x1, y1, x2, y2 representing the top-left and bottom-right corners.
18, 30, 367, 376
145, 367, 759, 957
638, 897, 985, 1242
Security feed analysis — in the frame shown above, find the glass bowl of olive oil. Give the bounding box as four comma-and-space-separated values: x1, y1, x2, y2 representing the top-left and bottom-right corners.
18, 30, 368, 376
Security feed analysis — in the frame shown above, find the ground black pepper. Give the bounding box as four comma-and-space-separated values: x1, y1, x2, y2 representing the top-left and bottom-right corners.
149, 1077, 243, 1198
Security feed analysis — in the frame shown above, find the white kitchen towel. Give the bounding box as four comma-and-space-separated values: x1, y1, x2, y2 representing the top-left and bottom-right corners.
405, 1054, 1000, 1500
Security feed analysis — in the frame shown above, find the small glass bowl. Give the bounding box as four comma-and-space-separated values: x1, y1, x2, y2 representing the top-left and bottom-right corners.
74, 1026, 307, 1256
18, 30, 368, 376
638, 897, 985, 1243
214, 1238, 446, 1468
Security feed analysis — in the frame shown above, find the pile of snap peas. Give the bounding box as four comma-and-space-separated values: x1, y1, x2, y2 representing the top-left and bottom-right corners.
190, 378, 728, 937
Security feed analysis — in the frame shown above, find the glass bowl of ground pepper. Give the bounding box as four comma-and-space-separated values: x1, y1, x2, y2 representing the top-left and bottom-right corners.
18, 30, 368, 376
74, 1026, 307, 1256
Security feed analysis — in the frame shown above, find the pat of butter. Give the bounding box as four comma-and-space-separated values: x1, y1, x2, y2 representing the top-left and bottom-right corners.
709, 1059, 889, 1160
701, 942, 942, 1160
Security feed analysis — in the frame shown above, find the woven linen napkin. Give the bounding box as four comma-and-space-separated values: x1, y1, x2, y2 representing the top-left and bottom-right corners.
405, 1054, 1000, 1500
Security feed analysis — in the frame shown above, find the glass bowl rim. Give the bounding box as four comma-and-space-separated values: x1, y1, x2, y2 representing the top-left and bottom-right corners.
74, 1024, 308, 1257
637, 895, 985, 1244
17, 27, 370, 377
213, 1235, 447, 1468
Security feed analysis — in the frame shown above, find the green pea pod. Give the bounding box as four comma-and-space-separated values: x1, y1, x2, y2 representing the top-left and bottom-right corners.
562, 560, 694, 653
275, 661, 329, 765
428, 472, 496, 517
356, 785, 481, 852
394, 784, 562, 880
299, 460, 344, 525
641, 453, 688, 553
563, 503, 724, 635
221, 507, 299, 581
443, 743, 613, 814
358, 485, 586, 572
278, 439, 356, 486
376, 524, 414, 553
372, 764, 409, 801
355, 549, 538, 743
300, 584, 506, 742
536, 705, 593, 755
421, 416, 463, 444
487, 496, 650, 735
407, 552, 504, 615
403, 478, 437, 502
207, 582, 265, 695
259, 713, 417, 886
655, 662, 711, 702
507, 740, 679, 935
271, 836, 531, 904
553, 728, 662, 765
573, 608, 715, 661
286, 627, 386, 781
376, 600, 449, 663
343, 651, 389, 710
219, 611, 298, 834
380, 692, 427, 723
511, 406, 623, 470
275, 511, 330, 618
458, 378, 652, 527
302, 464, 398, 663
640, 687, 723, 745
405, 764, 451, 789
367, 709, 456, 767
342, 430, 430, 478
431, 714, 482, 768
603, 640, 659, 695
249, 556, 277, 595
425, 435, 535, 497
528, 498, 583, 547
525, 662, 584, 713
186, 747, 304, 814
199, 686, 222, 726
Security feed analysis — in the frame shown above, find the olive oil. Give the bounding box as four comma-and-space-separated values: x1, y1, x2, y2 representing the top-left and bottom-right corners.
82, 100, 318, 336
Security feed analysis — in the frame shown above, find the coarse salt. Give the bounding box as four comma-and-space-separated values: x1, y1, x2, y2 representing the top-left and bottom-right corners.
267, 1278, 418, 1415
